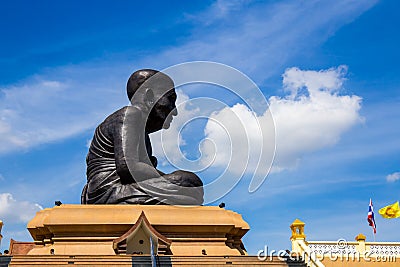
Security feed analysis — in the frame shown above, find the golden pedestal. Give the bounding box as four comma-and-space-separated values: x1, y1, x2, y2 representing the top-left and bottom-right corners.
26, 205, 249, 257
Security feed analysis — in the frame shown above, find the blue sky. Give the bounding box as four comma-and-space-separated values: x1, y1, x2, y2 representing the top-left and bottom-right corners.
0, 0, 399, 254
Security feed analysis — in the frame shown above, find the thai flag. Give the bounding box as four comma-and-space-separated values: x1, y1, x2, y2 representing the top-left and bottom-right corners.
367, 198, 377, 234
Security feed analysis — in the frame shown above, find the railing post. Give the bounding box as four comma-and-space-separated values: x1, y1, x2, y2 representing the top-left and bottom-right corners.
355, 233, 366, 256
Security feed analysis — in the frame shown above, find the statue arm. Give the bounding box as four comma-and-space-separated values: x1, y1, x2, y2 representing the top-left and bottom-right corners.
115, 106, 161, 184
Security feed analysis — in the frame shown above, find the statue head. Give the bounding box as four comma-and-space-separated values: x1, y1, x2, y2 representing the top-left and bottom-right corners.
127, 69, 177, 132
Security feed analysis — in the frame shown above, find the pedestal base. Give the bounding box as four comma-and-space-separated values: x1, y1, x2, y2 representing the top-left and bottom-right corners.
26, 205, 249, 256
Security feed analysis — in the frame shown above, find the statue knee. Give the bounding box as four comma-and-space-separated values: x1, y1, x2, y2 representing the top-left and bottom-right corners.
167, 170, 203, 187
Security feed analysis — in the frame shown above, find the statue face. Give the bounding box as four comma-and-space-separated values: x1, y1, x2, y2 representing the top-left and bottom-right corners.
148, 89, 177, 132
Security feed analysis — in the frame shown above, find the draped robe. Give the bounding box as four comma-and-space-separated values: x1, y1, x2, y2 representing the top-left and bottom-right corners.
81, 106, 203, 205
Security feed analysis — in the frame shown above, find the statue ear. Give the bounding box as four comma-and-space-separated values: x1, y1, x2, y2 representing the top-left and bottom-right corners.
144, 88, 154, 107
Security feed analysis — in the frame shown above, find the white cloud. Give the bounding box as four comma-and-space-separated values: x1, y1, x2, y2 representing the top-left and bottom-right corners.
387, 172, 400, 182
201, 66, 362, 173
282, 65, 347, 96
0, 193, 42, 223
270, 66, 363, 170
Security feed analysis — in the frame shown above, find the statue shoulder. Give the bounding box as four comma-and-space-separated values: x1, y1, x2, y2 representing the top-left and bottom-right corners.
96, 107, 129, 134
95, 106, 144, 138
104, 105, 145, 124
102, 106, 130, 123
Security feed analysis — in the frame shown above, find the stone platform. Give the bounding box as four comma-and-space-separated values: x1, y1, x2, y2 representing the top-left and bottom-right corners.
5, 255, 304, 266
25, 205, 250, 257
